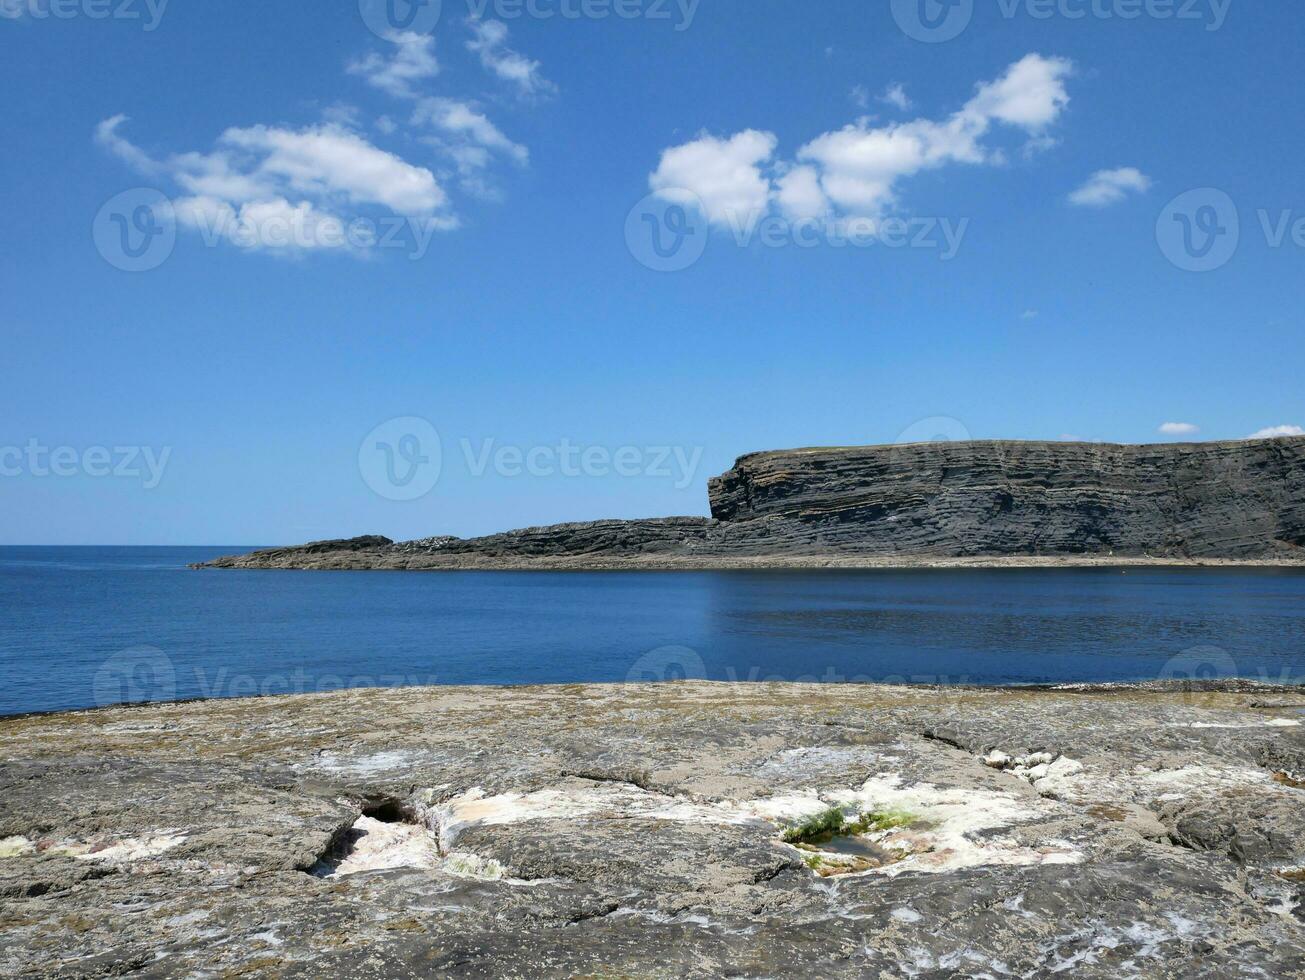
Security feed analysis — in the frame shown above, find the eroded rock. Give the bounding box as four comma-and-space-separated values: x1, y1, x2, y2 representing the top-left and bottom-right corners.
1, 682, 1304, 976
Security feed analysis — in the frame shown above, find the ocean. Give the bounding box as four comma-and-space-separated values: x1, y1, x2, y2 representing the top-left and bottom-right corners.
1, 546, 1302, 716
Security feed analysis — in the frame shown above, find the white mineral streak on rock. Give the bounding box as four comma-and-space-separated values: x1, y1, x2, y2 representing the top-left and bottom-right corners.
77, 834, 189, 863
434, 774, 1082, 876
433, 784, 818, 849
312, 750, 417, 775
827, 775, 1083, 876
324, 816, 506, 880
0, 836, 36, 858
0, 833, 189, 863
329, 817, 442, 876
1183, 719, 1300, 729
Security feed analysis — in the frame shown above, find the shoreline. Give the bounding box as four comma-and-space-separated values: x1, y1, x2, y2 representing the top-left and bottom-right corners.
7, 676, 1305, 724
193, 553, 1305, 571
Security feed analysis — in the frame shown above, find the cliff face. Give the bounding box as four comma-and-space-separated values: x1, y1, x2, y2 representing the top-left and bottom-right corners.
197, 438, 1305, 569
708, 439, 1305, 559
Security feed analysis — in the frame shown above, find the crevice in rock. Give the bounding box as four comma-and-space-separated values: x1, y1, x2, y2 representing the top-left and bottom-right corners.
919, 730, 969, 753
560, 770, 655, 793
563, 900, 622, 925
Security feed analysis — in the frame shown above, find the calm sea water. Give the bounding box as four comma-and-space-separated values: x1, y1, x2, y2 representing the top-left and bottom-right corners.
1, 546, 1303, 717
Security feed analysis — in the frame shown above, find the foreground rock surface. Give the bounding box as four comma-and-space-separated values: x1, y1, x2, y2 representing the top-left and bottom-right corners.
2, 682, 1304, 977
197, 438, 1305, 570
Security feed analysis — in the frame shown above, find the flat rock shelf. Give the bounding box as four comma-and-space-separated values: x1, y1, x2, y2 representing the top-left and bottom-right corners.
2, 682, 1304, 977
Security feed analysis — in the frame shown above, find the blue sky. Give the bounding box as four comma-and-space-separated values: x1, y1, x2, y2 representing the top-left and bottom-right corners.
1, 0, 1302, 545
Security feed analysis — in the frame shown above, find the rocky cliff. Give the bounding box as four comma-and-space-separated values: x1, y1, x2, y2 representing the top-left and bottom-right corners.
197, 437, 1305, 569
708, 438, 1305, 559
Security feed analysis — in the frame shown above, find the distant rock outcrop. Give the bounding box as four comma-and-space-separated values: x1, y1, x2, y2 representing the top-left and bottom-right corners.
196, 438, 1305, 569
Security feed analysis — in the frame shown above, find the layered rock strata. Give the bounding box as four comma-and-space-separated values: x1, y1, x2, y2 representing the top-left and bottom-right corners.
198, 438, 1305, 569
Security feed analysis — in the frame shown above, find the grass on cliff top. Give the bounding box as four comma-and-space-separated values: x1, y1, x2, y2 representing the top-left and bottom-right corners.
781, 806, 916, 845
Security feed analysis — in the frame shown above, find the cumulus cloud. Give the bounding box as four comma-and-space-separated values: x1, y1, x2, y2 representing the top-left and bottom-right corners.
95, 117, 450, 253
466, 19, 552, 97
1159, 422, 1201, 436
1068, 167, 1151, 207
649, 54, 1073, 230
218, 124, 446, 215
649, 130, 777, 226
1247, 425, 1305, 440
348, 31, 439, 100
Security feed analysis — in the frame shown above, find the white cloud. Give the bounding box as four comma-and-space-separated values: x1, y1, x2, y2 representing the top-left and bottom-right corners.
410, 98, 528, 200
775, 164, 829, 221
850, 85, 870, 110
219, 124, 446, 215
880, 83, 912, 111
650, 54, 1073, 230
1247, 425, 1305, 440
1159, 422, 1201, 436
322, 103, 363, 128
965, 54, 1072, 129
1021, 309, 1039, 320
348, 31, 439, 100
413, 97, 529, 166
96, 117, 452, 252
466, 19, 552, 97
649, 129, 777, 227
1068, 167, 1151, 207
95, 115, 162, 175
